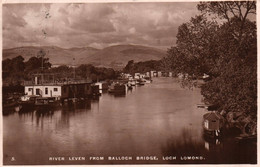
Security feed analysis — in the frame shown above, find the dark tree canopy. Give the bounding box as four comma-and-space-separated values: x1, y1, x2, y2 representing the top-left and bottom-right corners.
197, 1, 256, 22
3, 54, 118, 86
49, 64, 118, 82
123, 60, 162, 75
163, 1, 256, 123
25, 57, 51, 72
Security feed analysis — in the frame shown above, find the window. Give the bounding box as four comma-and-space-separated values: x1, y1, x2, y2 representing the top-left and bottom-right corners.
28, 88, 33, 91
204, 120, 209, 129
45, 88, 48, 95
63, 87, 67, 93
36, 89, 40, 95
54, 88, 58, 92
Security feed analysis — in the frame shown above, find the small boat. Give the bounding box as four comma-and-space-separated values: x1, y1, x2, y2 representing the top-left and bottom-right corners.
19, 95, 38, 108
19, 95, 60, 110
143, 77, 152, 83
108, 83, 126, 94
137, 79, 145, 86
129, 79, 136, 86
144, 79, 152, 83
3, 97, 19, 109
35, 97, 58, 106
3, 96, 21, 114
126, 83, 133, 90
197, 104, 209, 109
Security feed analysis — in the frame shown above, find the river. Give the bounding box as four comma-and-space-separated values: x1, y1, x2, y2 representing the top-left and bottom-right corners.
3, 77, 256, 165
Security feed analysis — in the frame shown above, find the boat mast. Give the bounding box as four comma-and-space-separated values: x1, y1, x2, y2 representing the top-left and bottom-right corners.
37, 49, 46, 85
73, 57, 76, 79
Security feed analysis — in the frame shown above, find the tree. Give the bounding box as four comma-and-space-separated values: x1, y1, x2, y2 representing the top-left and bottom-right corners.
3, 58, 12, 73
49, 65, 73, 79
198, 1, 256, 48
163, 1, 257, 129
164, 15, 221, 78
2, 56, 25, 86
123, 60, 134, 73
11, 55, 25, 72
25, 56, 51, 72
123, 60, 162, 75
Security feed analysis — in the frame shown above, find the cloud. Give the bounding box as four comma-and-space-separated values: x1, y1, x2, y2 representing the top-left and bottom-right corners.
3, 2, 199, 50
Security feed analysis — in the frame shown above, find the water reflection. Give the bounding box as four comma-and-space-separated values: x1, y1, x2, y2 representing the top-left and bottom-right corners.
162, 128, 256, 164
204, 138, 222, 152
61, 99, 91, 112
113, 93, 126, 98
16, 99, 92, 130
161, 128, 205, 163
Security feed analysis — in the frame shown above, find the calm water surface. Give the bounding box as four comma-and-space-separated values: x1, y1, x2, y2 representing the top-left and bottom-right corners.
3, 78, 256, 165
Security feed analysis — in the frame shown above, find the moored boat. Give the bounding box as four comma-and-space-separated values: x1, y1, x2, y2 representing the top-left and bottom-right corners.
19, 95, 38, 109
108, 82, 126, 94
129, 79, 136, 86
143, 77, 152, 83
126, 83, 133, 90
137, 79, 145, 86
3, 97, 19, 109
35, 97, 59, 106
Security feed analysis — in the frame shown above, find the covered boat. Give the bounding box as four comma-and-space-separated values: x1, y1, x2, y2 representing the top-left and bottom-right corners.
108, 83, 126, 94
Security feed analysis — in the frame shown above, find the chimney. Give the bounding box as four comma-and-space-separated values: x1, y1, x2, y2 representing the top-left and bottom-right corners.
35, 76, 38, 85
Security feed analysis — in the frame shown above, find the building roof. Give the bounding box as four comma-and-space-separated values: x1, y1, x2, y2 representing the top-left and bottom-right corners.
203, 112, 224, 121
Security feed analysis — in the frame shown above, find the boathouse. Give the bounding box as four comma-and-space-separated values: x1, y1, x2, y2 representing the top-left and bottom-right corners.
203, 111, 225, 131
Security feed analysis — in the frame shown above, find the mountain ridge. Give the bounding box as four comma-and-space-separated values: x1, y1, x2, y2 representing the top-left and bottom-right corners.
3, 44, 166, 69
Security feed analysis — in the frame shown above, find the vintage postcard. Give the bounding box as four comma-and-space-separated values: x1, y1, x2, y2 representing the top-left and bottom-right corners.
1, 0, 258, 166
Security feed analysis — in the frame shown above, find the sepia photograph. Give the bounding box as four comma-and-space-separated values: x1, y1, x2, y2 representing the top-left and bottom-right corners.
1, 0, 257, 166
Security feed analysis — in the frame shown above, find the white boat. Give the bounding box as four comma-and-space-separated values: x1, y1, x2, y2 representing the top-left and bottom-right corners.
144, 79, 152, 83
143, 77, 152, 84
129, 79, 136, 86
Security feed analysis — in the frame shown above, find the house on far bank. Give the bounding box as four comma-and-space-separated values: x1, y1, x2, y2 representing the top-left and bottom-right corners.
134, 73, 140, 79
121, 73, 132, 79
150, 71, 155, 77
140, 74, 145, 79
51, 64, 61, 68
146, 72, 150, 77
158, 71, 162, 77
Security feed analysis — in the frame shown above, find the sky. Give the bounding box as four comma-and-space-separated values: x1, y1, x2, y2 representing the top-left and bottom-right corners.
3, 2, 200, 50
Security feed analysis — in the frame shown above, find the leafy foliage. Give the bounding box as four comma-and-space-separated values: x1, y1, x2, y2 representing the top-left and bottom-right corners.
163, 1, 257, 120
3, 56, 25, 86
123, 60, 162, 75
74, 64, 118, 81
3, 56, 118, 86
25, 56, 51, 73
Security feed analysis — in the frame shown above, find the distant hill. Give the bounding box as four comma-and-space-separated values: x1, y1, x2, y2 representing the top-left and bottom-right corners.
3, 44, 166, 69
3, 46, 100, 66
